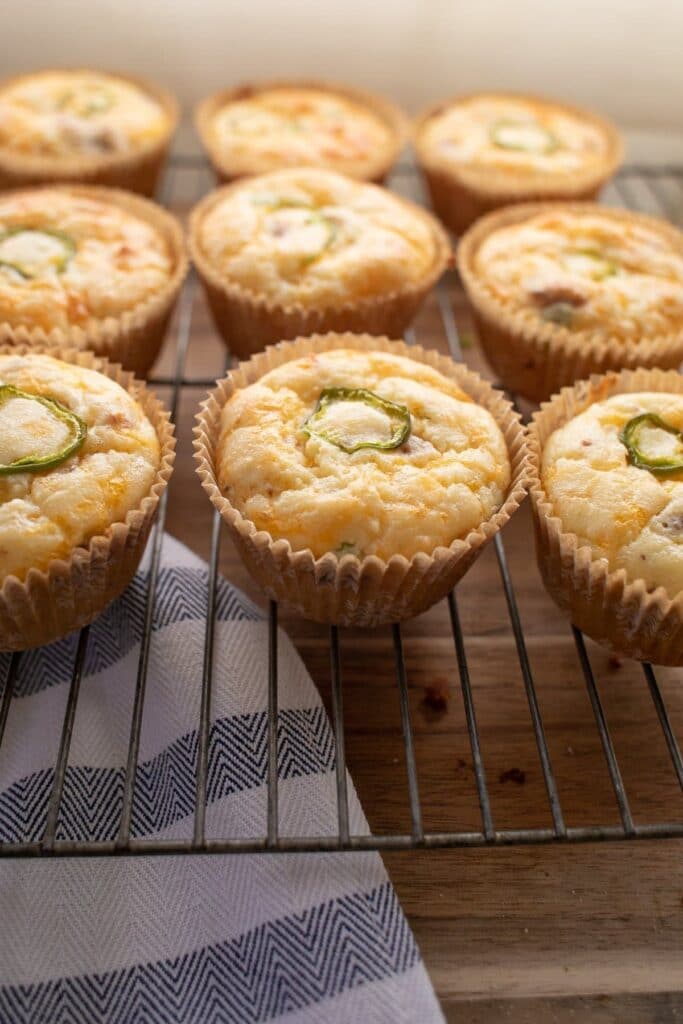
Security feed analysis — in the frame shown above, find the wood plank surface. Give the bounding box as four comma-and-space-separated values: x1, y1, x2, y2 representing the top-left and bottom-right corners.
157, 167, 683, 1019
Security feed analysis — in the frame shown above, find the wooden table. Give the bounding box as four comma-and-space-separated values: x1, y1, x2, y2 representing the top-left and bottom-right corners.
158, 189, 683, 1021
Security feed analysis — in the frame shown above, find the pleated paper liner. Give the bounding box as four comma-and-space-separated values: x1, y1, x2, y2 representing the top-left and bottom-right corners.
189, 183, 451, 359
458, 203, 683, 403
529, 367, 683, 665
194, 79, 409, 185
0, 345, 175, 651
0, 185, 188, 378
414, 93, 623, 236
194, 332, 531, 627
0, 71, 179, 197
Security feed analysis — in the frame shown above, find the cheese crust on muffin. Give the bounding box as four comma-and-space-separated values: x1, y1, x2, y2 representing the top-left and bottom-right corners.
0, 188, 173, 334
216, 349, 510, 561
474, 208, 683, 341
203, 86, 396, 178
417, 95, 612, 184
194, 168, 447, 309
0, 352, 160, 581
542, 391, 683, 596
0, 71, 170, 159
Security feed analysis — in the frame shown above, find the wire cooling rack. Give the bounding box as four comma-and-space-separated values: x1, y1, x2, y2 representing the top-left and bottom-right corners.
1, 155, 682, 858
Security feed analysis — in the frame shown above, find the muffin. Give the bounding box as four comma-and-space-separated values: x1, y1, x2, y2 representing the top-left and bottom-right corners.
529, 368, 683, 665
195, 80, 408, 184
189, 168, 451, 358
0, 186, 187, 376
415, 93, 622, 235
0, 70, 178, 196
0, 348, 175, 650
194, 333, 529, 626
458, 203, 683, 402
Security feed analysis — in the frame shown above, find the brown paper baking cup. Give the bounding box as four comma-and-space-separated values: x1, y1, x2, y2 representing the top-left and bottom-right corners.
414, 93, 623, 236
0, 185, 188, 378
0, 345, 175, 651
0, 71, 179, 197
195, 79, 409, 185
458, 203, 683, 403
189, 182, 451, 359
194, 332, 530, 626
529, 367, 683, 665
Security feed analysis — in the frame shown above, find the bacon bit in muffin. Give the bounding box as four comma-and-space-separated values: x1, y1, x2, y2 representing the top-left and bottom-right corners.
658, 513, 683, 534
66, 292, 89, 324
401, 435, 436, 457
104, 411, 134, 429
529, 282, 588, 307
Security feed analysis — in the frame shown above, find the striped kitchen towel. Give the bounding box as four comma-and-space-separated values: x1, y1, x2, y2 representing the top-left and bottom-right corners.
0, 534, 443, 1024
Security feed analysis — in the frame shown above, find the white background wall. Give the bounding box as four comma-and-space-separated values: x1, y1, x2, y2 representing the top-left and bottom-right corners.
2, 0, 682, 150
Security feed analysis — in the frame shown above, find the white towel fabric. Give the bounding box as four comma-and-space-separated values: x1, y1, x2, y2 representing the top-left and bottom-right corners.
0, 534, 443, 1023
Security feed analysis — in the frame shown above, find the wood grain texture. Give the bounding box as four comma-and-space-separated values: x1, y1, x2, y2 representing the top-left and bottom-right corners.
448, 993, 683, 1023
157, 174, 683, 1019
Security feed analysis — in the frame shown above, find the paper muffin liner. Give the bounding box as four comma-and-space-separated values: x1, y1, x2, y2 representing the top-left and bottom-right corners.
414, 93, 623, 236
458, 202, 683, 403
0, 185, 188, 378
195, 79, 409, 185
529, 367, 683, 665
189, 183, 451, 359
0, 344, 175, 651
0, 71, 179, 197
194, 332, 530, 626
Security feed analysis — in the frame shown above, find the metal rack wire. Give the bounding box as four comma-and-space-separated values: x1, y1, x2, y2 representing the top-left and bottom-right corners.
1, 156, 682, 858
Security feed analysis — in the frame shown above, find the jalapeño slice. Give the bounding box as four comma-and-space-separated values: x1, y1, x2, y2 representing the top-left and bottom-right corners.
0, 227, 76, 279
568, 247, 619, 281
80, 88, 114, 117
300, 212, 338, 264
0, 385, 87, 475
541, 301, 575, 326
619, 412, 683, 475
490, 118, 560, 155
302, 387, 411, 454
57, 86, 114, 117
258, 197, 339, 265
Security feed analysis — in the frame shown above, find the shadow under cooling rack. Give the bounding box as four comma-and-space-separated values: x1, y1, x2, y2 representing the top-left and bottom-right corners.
1, 157, 683, 858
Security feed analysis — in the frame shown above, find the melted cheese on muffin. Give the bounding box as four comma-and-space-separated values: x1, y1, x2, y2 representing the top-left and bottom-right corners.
475, 210, 683, 340
0, 353, 159, 582
208, 88, 393, 176
542, 392, 683, 596
0, 189, 172, 333
197, 169, 443, 308
217, 350, 510, 560
0, 71, 169, 158
418, 95, 609, 180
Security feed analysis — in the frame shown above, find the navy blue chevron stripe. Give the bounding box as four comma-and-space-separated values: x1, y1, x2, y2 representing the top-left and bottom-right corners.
0, 883, 418, 1024
0, 566, 261, 699
0, 707, 333, 844
0, 769, 52, 846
